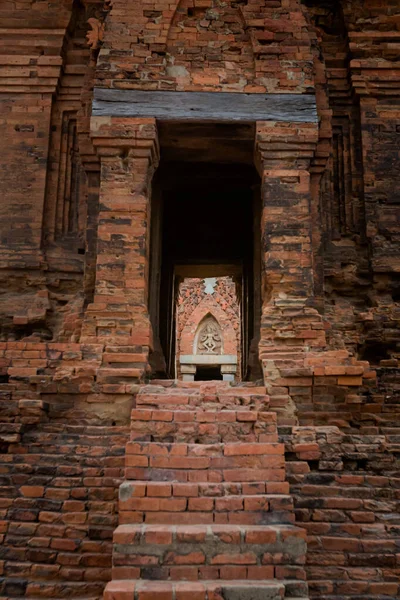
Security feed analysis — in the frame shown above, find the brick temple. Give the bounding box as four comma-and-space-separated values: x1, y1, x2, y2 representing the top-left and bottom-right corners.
1, 0, 400, 598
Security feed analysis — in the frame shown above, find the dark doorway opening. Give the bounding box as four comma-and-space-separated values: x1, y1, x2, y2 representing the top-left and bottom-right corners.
148, 122, 262, 381
195, 366, 223, 381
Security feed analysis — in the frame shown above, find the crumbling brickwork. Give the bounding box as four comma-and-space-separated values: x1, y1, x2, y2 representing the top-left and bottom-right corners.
0, 0, 399, 598
0, 422, 128, 597
95, 0, 315, 93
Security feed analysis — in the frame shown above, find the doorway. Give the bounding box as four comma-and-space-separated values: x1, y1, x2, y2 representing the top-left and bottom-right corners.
148, 122, 261, 381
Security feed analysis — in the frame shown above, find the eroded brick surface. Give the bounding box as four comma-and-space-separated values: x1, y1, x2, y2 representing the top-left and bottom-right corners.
0, 0, 399, 598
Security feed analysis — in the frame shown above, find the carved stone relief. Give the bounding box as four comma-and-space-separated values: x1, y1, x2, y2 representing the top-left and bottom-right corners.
196, 317, 223, 355
85, 1, 111, 50
86, 18, 105, 49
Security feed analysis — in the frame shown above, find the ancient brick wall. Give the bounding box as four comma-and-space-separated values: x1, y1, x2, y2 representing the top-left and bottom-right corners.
0, 0, 400, 598
283, 424, 400, 598
0, 423, 128, 598
95, 0, 315, 93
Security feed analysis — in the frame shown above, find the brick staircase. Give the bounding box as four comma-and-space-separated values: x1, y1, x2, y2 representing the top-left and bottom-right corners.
104, 381, 310, 600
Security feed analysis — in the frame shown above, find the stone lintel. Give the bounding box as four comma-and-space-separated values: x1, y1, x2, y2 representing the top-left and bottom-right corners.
93, 89, 318, 124
180, 354, 237, 365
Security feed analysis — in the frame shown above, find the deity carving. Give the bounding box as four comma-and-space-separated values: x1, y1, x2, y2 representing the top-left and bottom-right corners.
196, 318, 222, 355
85, 0, 111, 50
86, 18, 105, 50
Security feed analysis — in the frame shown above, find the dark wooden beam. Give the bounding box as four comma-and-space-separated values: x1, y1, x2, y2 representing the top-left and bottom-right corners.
93, 89, 318, 123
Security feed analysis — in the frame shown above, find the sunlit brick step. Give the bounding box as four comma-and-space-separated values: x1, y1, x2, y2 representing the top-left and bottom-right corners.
112, 524, 307, 571
104, 579, 310, 599
104, 579, 287, 600
130, 409, 278, 443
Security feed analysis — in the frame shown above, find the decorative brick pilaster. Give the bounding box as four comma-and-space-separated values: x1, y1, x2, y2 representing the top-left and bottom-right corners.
0, 5, 72, 267
254, 121, 375, 426
349, 35, 400, 277
255, 121, 326, 423
81, 117, 159, 381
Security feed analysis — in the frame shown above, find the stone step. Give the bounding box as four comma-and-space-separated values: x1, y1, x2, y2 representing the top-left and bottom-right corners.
119, 480, 290, 498
119, 491, 295, 525
104, 579, 286, 600
130, 409, 278, 443
112, 524, 306, 575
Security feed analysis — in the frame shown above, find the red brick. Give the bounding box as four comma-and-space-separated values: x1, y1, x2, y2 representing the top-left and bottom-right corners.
164, 552, 206, 565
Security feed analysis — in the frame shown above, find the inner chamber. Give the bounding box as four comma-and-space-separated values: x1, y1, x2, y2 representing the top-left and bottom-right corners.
148, 122, 262, 381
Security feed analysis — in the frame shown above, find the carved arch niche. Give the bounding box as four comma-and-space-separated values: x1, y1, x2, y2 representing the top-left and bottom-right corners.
194, 314, 223, 356
179, 306, 239, 381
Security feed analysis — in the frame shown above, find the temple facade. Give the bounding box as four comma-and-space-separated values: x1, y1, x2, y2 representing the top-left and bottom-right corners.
0, 0, 400, 598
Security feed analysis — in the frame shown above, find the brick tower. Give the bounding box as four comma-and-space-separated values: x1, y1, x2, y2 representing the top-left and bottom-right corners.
1, 1, 400, 599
